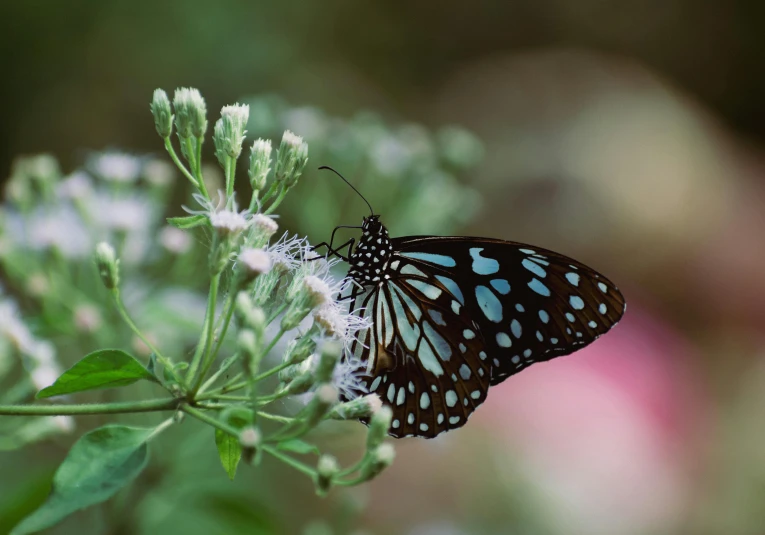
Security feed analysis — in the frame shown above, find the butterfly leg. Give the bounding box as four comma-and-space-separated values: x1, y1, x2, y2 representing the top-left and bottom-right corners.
309, 238, 356, 262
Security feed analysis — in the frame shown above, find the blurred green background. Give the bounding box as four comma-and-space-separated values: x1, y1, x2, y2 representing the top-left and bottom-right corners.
2, 1, 765, 534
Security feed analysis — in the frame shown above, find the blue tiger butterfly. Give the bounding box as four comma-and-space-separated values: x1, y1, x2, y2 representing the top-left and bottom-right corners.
312, 167, 626, 438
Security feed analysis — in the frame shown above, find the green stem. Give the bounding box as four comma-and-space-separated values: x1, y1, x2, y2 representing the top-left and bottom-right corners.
198, 352, 241, 395
204, 359, 293, 398
194, 136, 209, 198
264, 186, 288, 215
182, 405, 240, 436
112, 289, 178, 387
164, 137, 199, 188
187, 271, 222, 392
0, 398, 180, 416
262, 444, 317, 478
209, 289, 238, 365
226, 156, 237, 198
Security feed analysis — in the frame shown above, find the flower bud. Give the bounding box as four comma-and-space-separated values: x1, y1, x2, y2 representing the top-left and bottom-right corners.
150, 88, 173, 138
315, 454, 339, 496
213, 104, 250, 164
281, 276, 333, 331
314, 340, 342, 384
239, 425, 262, 465
366, 405, 392, 450
274, 130, 308, 187
246, 214, 279, 249
173, 87, 207, 139
283, 368, 315, 395
305, 383, 338, 428
329, 393, 383, 420
278, 358, 312, 384
359, 443, 395, 481
95, 242, 119, 290
284, 335, 316, 365
237, 247, 272, 284
248, 138, 272, 192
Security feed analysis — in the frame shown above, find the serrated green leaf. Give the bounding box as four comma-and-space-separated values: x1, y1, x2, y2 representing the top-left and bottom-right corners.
276, 439, 319, 456
167, 214, 208, 229
214, 409, 251, 480
11, 425, 154, 535
36, 349, 157, 399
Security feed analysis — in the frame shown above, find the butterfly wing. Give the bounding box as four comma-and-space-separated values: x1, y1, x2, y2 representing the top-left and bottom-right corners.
392, 236, 626, 386
346, 264, 492, 439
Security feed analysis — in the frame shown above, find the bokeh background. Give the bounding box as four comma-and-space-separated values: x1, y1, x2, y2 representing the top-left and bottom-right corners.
2, 1, 765, 534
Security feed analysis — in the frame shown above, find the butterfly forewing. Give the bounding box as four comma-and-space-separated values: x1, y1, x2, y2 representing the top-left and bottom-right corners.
393, 237, 626, 386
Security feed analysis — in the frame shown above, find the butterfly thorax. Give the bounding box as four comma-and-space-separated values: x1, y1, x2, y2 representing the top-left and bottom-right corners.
347, 215, 393, 285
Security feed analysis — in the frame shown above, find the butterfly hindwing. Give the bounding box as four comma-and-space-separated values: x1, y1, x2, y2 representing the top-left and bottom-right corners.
347, 263, 491, 438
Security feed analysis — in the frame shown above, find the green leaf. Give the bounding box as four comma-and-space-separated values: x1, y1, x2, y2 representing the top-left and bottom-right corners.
36, 349, 157, 399
167, 214, 208, 229
215, 408, 252, 481
11, 425, 155, 535
276, 439, 320, 456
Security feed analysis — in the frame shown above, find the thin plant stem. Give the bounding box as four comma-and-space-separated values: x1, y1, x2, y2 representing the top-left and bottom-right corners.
0, 398, 181, 416
164, 138, 199, 188
262, 444, 317, 478
182, 405, 240, 436
187, 271, 222, 393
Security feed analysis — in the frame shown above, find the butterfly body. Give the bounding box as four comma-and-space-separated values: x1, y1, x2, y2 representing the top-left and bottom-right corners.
333, 215, 626, 439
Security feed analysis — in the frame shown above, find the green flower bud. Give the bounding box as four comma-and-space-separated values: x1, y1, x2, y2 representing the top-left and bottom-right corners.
305, 383, 338, 428
150, 88, 173, 138
359, 443, 395, 481
366, 405, 392, 450
246, 214, 279, 249
284, 335, 317, 365
314, 340, 342, 384
278, 358, 312, 384
239, 426, 262, 464
329, 394, 383, 420
248, 138, 272, 192
281, 275, 333, 331
95, 242, 119, 290
237, 247, 272, 284
213, 104, 250, 165
315, 454, 339, 496
283, 369, 315, 395
274, 130, 308, 187
173, 87, 207, 139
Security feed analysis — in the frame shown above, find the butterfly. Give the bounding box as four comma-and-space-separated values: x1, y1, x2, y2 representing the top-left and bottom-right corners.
312, 167, 626, 439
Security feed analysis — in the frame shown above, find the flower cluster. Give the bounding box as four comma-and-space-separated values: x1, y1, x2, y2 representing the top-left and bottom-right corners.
0, 88, 409, 532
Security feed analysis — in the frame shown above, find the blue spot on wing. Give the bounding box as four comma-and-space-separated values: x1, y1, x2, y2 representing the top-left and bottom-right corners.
469, 248, 499, 275
490, 279, 511, 294
475, 285, 502, 322
399, 252, 456, 267
435, 275, 464, 304
528, 278, 551, 297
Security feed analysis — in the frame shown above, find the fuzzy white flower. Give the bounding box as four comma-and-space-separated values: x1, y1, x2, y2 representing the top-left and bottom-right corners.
184, 191, 250, 235
313, 300, 372, 350
266, 233, 306, 272
143, 159, 175, 187
74, 304, 102, 333
331, 354, 369, 401
159, 225, 192, 254
238, 247, 272, 276
22, 206, 90, 258
0, 299, 35, 354
303, 275, 333, 307
88, 193, 155, 233
91, 152, 142, 183
250, 213, 279, 240
56, 171, 93, 200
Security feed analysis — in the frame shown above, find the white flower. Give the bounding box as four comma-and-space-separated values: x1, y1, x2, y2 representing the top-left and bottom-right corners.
22, 206, 90, 258
303, 275, 333, 307
331, 354, 369, 401
184, 191, 250, 235
159, 225, 192, 254
74, 304, 102, 333
30, 363, 61, 391
91, 152, 142, 183
56, 171, 93, 200
250, 213, 279, 239
88, 193, 155, 233
238, 247, 272, 275
313, 300, 372, 350
266, 233, 306, 272
282, 129, 304, 149
0, 299, 35, 354
143, 159, 175, 187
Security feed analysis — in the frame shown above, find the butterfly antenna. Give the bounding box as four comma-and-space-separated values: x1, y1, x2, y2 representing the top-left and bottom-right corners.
318, 166, 374, 216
